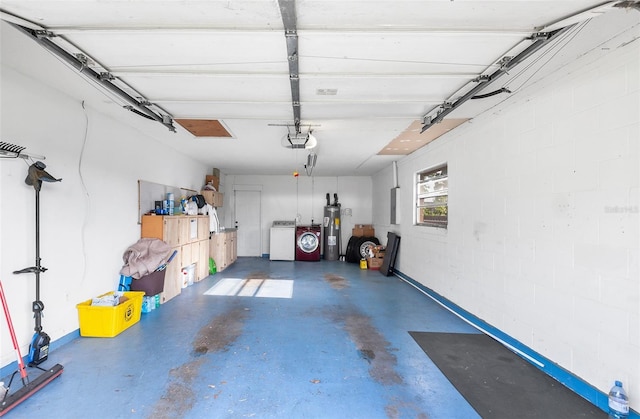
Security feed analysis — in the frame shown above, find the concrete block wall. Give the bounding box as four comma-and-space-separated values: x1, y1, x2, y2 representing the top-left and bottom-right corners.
378, 27, 639, 410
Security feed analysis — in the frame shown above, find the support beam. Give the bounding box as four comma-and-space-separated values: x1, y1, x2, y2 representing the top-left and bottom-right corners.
278, 0, 301, 132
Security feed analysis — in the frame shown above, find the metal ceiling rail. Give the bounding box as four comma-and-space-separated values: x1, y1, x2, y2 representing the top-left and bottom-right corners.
50, 27, 531, 37
419, 0, 640, 134
278, 0, 301, 133
1, 13, 177, 132
111, 70, 480, 79
420, 24, 575, 133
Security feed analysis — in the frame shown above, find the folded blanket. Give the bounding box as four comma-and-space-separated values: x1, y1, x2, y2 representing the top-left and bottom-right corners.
120, 238, 172, 279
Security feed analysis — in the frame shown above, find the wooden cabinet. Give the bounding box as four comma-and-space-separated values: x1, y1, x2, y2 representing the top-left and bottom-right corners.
209, 229, 237, 272
141, 215, 210, 303
201, 190, 224, 207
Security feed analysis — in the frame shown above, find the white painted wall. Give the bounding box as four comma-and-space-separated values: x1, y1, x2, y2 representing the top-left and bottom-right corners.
0, 66, 209, 368
373, 31, 639, 408
0, 66, 374, 370
222, 174, 372, 255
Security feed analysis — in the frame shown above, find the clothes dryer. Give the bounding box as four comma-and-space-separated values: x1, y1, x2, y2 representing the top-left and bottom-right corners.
295, 225, 321, 261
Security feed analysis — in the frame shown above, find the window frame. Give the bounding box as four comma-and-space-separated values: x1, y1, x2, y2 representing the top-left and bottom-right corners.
415, 163, 448, 228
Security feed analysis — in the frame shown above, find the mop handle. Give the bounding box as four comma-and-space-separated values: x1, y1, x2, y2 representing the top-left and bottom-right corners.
0, 281, 28, 382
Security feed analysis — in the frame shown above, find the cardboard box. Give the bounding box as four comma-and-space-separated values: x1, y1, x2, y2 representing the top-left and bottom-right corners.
372, 245, 386, 259
76, 291, 144, 337
367, 257, 383, 270
201, 190, 224, 207
205, 175, 220, 190
352, 224, 375, 237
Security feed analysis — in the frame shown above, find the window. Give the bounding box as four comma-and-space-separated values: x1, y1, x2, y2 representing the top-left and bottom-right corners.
416, 164, 448, 228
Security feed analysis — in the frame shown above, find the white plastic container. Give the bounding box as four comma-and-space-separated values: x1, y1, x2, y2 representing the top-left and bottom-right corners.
181, 264, 196, 287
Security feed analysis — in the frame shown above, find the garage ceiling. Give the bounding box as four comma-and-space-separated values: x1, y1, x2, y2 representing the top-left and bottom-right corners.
1, 1, 638, 176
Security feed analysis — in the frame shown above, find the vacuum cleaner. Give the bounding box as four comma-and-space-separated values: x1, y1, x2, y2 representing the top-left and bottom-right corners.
0, 160, 64, 416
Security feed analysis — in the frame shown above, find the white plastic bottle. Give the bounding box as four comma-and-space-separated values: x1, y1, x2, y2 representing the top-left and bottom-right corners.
608, 380, 629, 419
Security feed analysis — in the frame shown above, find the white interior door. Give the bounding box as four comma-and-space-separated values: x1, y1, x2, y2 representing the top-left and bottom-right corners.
234, 190, 261, 257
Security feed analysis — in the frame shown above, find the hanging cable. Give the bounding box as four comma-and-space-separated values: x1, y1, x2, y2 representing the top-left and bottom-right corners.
79, 101, 91, 285
421, 24, 577, 133
500, 20, 583, 91
471, 87, 512, 99
311, 175, 315, 225
295, 171, 300, 223
508, 20, 590, 92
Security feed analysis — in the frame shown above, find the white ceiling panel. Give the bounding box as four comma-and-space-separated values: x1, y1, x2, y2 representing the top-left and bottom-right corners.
124, 75, 292, 102
298, 32, 524, 73
294, 1, 615, 30
1, 1, 638, 175
162, 103, 294, 121
2, 1, 283, 28
62, 31, 287, 68
301, 102, 430, 120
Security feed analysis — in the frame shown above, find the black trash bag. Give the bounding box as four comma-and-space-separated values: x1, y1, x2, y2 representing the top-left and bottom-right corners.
189, 194, 206, 208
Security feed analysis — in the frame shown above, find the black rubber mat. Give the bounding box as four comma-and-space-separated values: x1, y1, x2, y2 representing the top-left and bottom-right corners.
409, 332, 605, 418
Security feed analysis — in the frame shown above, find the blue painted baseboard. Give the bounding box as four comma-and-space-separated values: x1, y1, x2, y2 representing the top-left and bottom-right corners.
393, 269, 638, 419
0, 329, 79, 379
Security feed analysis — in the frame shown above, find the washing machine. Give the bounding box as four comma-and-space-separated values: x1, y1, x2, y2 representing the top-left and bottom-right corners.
295, 225, 321, 261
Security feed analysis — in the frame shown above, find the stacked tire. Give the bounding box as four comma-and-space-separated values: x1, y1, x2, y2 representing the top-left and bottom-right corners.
345, 236, 380, 263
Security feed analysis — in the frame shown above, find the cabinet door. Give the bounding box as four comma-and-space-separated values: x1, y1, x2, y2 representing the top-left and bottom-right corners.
141, 215, 163, 240
229, 231, 237, 263
178, 217, 191, 245
225, 233, 233, 266
189, 242, 200, 265
181, 243, 192, 268
221, 235, 229, 270
202, 190, 224, 207
208, 234, 219, 258
197, 216, 209, 240
163, 217, 180, 246
198, 240, 209, 280
161, 246, 182, 303
209, 234, 227, 271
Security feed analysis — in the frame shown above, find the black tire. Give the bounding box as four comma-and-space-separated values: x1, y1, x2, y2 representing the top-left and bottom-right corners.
357, 236, 380, 259
345, 236, 359, 263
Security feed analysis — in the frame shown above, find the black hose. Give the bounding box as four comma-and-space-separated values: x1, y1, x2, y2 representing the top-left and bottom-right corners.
471, 88, 511, 100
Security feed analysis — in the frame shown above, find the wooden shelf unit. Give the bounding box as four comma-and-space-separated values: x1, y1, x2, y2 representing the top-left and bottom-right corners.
141, 214, 210, 303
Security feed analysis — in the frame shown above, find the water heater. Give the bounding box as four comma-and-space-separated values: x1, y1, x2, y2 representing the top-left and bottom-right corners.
323, 193, 341, 260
